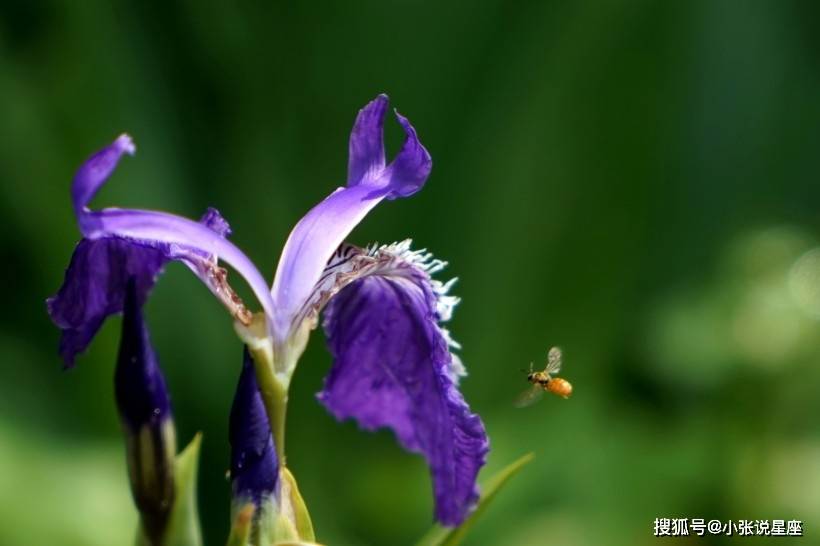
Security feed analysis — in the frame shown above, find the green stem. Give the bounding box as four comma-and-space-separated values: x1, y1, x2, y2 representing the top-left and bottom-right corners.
238, 316, 310, 469
249, 349, 288, 463
268, 377, 288, 463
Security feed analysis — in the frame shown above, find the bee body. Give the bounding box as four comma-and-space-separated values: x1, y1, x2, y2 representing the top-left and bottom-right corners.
515, 346, 573, 407
546, 377, 573, 399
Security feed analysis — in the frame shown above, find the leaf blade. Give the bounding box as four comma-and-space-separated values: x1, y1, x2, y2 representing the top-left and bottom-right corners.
165, 433, 204, 546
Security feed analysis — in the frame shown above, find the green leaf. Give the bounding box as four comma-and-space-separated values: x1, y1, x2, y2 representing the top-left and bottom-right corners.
415, 452, 535, 546
164, 433, 204, 546
279, 467, 316, 542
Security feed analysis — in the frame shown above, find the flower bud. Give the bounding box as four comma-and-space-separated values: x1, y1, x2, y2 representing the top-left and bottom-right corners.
231, 348, 316, 543
230, 348, 279, 506
115, 278, 176, 543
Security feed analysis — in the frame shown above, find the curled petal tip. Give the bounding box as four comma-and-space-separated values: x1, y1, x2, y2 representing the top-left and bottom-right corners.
348, 95, 390, 186
72, 134, 137, 214
385, 110, 432, 199
199, 207, 232, 238
366, 93, 389, 110
359, 94, 389, 121
116, 133, 136, 155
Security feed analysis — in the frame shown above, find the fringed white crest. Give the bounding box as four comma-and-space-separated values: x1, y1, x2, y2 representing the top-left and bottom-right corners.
295, 239, 467, 381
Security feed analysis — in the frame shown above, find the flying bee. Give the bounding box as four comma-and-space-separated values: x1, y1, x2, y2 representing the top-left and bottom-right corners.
514, 347, 573, 407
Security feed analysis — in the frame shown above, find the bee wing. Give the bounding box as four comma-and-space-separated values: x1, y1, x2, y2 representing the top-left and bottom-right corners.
545, 346, 562, 374
514, 385, 544, 408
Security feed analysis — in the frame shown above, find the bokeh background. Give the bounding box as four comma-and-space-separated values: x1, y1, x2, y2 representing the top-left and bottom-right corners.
2, 1, 820, 545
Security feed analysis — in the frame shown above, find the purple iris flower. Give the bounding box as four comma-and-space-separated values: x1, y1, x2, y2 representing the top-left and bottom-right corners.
47, 95, 489, 525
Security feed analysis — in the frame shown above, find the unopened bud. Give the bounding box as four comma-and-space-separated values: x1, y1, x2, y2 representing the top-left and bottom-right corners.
115, 278, 176, 543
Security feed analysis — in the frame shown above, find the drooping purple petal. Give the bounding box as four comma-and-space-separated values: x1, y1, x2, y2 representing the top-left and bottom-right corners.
47, 206, 257, 367
319, 265, 488, 526
271, 95, 432, 340
47, 238, 168, 367
48, 135, 277, 366
230, 347, 279, 504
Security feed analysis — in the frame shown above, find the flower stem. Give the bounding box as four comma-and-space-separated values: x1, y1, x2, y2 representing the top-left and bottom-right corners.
237, 315, 310, 466
268, 376, 288, 463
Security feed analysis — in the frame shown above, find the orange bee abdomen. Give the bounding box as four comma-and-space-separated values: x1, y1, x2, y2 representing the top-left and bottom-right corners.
547, 377, 573, 399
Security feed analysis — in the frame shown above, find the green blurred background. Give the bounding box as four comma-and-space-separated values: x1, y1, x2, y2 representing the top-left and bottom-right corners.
2, 1, 820, 544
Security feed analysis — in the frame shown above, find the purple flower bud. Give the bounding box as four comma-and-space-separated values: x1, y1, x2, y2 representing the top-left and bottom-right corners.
115, 279, 172, 430
230, 348, 279, 505
115, 278, 176, 542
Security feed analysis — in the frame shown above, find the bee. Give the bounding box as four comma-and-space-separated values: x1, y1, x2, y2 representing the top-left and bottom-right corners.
514, 347, 573, 407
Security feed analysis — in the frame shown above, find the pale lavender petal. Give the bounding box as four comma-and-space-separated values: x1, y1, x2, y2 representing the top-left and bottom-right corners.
271, 185, 387, 337
319, 271, 488, 525
271, 96, 432, 339
81, 208, 275, 325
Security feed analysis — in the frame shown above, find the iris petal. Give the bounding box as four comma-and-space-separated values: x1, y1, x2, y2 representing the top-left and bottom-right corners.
48, 135, 276, 366
47, 238, 167, 367
76, 135, 274, 322
81, 207, 274, 324
271, 95, 432, 340
319, 257, 488, 526
71, 133, 135, 216
347, 94, 388, 186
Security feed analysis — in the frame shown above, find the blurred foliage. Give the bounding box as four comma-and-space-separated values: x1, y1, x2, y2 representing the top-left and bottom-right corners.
1, 1, 820, 545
